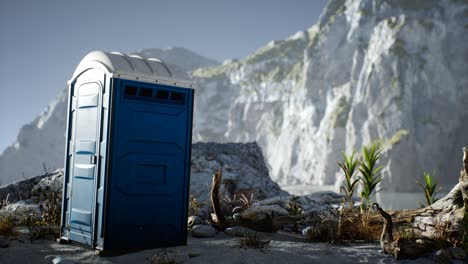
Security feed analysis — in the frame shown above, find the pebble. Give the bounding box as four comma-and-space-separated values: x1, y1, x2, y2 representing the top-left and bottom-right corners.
224, 226, 256, 237
191, 224, 217, 238
187, 216, 202, 229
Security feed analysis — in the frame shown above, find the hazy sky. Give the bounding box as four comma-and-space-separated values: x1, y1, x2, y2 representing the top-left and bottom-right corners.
0, 0, 327, 152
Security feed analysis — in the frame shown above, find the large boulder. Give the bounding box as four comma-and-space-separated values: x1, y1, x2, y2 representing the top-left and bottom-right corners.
0, 142, 286, 219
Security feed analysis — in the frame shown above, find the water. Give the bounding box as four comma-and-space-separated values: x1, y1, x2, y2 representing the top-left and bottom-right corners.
283, 184, 451, 210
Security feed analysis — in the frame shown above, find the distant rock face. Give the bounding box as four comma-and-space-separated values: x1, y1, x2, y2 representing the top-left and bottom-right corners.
191, 0, 468, 191
0, 48, 219, 186
2, 1, 467, 193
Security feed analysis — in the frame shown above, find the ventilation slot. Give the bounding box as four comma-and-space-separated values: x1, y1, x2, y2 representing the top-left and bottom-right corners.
123, 85, 185, 106
155, 90, 169, 100
124, 86, 138, 96
139, 88, 153, 97
170, 92, 185, 105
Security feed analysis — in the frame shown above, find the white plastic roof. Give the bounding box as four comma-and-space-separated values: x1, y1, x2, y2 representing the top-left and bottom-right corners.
71, 51, 191, 85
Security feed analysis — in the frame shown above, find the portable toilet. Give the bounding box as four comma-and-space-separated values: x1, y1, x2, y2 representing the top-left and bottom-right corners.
60, 51, 194, 251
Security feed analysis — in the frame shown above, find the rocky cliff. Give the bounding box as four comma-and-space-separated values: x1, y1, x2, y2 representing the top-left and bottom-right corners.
192, 0, 468, 191
1, 0, 467, 192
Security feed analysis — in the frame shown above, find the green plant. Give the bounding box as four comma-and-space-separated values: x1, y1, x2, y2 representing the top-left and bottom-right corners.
417, 172, 441, 207
338, 151, 359, 207
286, 196, 303, 233
359, 143, 383, 206
287, 196, 303, 216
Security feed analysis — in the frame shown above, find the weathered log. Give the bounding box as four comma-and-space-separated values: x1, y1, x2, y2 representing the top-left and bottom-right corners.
394, 148, 468, 241
369, 147, 468, 259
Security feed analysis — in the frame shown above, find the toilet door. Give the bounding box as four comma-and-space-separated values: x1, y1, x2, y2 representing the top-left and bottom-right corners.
66, 81, 102, 246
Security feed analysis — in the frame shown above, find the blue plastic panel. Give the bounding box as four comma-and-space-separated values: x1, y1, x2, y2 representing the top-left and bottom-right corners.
66, 81, 102, 245
105, 79, 193, 250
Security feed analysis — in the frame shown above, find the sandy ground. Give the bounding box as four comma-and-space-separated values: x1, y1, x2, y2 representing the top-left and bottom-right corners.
0, 231, 440, 264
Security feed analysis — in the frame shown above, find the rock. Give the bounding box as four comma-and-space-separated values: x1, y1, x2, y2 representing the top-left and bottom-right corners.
434, 249, 452, 264
190, 142, 287, 203
302, 226, 313, 237
238, 192, 346, 224
191, 225, 217, 238
187, 216, 202, 228
2, 201, 41, 216
224, 226, 256, 237
240, 204, 289, 222
191, 0, 468, 192
448, 247, 467, 260
0, 170, 63, 205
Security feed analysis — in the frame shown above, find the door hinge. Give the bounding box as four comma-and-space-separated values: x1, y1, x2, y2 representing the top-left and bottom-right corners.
91, 155, 97, 164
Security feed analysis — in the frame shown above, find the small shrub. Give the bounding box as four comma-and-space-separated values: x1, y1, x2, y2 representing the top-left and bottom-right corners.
239, 232, 270, 249
417, 172, 441, 207
286, 196, 303, 232
338, 151, 359, 207
21, 213, 59, 241
188, 194, 206, 216
359, 143, 383, 206
41, 191, 61, 225
287, 196, 303, 216
0, 216, 15, 236
238, 192, 256, 210
223, 192, 257, 215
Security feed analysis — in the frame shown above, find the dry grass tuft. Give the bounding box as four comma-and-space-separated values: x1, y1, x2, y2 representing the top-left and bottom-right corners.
304, 209, 341, 243
239, 232, 270, 249
20, 214, 58, 240
188, 194, 206, 216
0, 216, 15, 236
339, 207, 381, 241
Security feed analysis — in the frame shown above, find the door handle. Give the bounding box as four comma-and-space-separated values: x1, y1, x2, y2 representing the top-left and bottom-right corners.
90, 155, 97, 164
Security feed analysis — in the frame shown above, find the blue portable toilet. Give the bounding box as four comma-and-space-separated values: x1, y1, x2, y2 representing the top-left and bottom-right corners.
60, 51, 194, 251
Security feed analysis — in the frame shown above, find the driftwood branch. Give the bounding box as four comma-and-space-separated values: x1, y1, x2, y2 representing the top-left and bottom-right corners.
211, 170, 228, 230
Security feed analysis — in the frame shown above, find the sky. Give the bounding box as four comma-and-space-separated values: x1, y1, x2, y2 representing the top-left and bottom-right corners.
0, 0, 327, 153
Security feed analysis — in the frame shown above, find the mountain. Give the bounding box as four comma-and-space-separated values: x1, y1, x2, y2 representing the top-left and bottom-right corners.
2, 0, 467, 192
0, 48, 219, 186
191, 0, 468, 191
